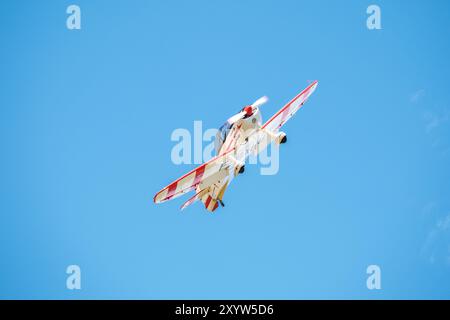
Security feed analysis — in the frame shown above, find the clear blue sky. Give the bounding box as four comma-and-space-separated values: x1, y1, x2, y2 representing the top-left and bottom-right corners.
1, 0, 450, 299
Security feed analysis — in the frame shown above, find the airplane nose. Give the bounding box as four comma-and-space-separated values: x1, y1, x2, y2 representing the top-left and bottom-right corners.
244, 106, 253, 116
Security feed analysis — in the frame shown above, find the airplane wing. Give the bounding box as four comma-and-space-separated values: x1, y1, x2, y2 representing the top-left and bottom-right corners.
153, 148, 236, 204
262, 80, 318, 133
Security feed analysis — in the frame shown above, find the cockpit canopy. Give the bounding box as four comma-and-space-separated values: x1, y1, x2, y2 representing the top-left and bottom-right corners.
215, 122, 233, 154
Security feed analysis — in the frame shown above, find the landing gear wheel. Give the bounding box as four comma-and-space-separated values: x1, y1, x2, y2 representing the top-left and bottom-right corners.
280, 135, 287, 144
239, 165, 245, 174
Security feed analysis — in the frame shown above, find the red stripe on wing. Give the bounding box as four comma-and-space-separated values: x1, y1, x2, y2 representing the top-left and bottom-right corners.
193, 165, 205, 186
165, 183, 178, 200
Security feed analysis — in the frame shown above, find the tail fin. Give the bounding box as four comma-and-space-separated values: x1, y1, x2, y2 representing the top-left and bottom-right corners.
201, 181, 229, 212
202, 195, 219, 212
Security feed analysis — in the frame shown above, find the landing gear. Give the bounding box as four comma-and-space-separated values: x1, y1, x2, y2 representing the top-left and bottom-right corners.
272, 131, 287, 145
238, 165, 245, 174
219, 199, 225, 207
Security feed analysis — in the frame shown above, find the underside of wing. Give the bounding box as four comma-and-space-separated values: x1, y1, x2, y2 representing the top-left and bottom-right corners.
262, 81, 318, 133
153, 148, 235, 204
180, 167, 230, 211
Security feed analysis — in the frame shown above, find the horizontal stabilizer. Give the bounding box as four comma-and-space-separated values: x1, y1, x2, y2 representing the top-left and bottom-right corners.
180, 188, 208, 211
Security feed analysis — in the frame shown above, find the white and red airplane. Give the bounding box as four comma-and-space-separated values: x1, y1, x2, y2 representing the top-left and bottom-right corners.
154, 80, 319, 212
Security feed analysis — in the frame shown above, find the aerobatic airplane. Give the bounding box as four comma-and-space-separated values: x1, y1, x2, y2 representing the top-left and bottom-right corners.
154, 81, 319, 212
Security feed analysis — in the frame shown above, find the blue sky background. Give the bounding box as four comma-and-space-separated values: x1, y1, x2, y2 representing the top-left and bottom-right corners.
1, 0, 450, 299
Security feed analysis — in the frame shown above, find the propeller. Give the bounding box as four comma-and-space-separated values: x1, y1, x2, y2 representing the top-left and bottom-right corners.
228, 110, 247, 123
251, 96, 269, 109
227, 96, 269, 123
243, 95, 268, 117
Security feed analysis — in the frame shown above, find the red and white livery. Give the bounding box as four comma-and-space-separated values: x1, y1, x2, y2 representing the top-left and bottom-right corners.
154, 81, 319, 212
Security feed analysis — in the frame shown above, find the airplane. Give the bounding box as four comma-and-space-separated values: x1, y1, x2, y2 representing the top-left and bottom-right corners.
154, 80, 319, 212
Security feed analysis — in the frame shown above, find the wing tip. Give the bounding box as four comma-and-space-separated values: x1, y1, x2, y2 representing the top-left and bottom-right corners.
153, 191, 162, 204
